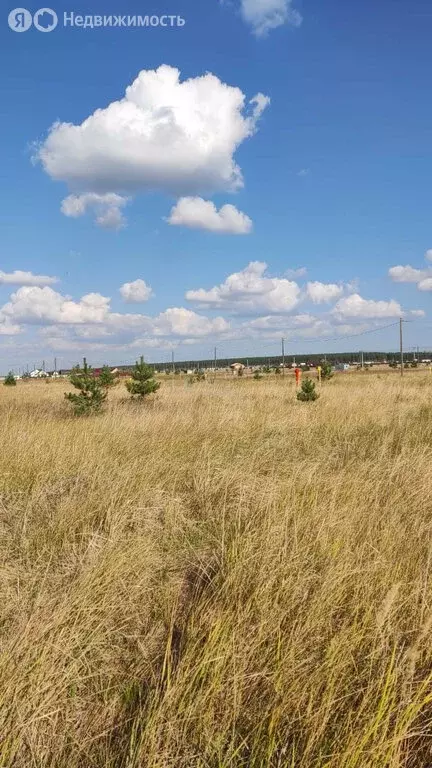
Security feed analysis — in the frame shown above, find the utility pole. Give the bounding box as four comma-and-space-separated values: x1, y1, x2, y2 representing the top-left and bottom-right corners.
281, 337, 285, 376
171, 350, 175, 373
214, 346, 217, 372
360, 350, 364, 370
54, 357, 57, 374
400, 318, 404, 377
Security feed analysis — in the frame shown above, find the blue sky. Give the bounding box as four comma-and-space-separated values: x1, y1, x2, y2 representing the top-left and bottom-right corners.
1, 0, 431, 371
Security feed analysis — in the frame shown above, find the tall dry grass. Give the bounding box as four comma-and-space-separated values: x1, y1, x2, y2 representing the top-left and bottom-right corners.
1, 372, 432, 767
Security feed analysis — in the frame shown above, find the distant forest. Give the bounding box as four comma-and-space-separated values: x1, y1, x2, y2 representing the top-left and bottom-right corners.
57, 349, 429, 374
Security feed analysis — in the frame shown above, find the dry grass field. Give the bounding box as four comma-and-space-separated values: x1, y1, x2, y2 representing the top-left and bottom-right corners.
1, 371, 432, 767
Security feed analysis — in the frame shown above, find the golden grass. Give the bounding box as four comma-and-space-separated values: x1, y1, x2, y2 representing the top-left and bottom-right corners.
1, 372, 432, 767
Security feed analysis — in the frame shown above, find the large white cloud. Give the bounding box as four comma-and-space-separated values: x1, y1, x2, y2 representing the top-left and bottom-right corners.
120, 279, 153, 303
0, 270, 58, 286
1, 287, 111, 325
241, 0, 302, 36
35, 66, 270, 226
61, 193, 128, 230
332, 293, 402, 320
186, 261, 301, 313
167, 197, 252, 234
306, 281, 344, 304
418, 278, 432, 292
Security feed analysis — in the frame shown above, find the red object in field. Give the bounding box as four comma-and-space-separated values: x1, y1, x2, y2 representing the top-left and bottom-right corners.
295, 367, 302, 385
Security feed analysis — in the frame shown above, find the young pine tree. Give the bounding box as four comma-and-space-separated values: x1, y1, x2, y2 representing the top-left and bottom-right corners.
297, 377, 319, 402
126, 356, 160, 399
3, 371, 16, 386
65, 360, 107, 415
320, 361, 333, 380
98, 365, 117, 388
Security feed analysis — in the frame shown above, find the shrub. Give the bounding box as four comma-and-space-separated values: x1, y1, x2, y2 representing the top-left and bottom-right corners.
3, 372, 16, 387
126, 356, 160, 399
254, 371, 263, 380
263, 366, 272, 374
194, 369, 206, 382
320, 362, 333, 380
65, 360, 107, 415
274, 367, 281, 375
98, 366, 117, 388
297, 377, 319, 402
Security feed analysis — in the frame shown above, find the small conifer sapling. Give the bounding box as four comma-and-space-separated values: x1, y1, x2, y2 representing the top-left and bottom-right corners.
126, 356, 160, 399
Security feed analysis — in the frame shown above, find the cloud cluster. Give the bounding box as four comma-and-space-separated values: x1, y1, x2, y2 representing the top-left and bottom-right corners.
240, 0, 302, 36
1, 261, 423, 360
0, 285, 229, 345
186, 263, 358, 315
167, 197, 252, 234
35, 66, 269, 228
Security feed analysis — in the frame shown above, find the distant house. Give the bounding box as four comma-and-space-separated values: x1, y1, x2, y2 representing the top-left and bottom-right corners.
29, 369, 48, 378
230, 362, 245, 375
335, 363, 350, 371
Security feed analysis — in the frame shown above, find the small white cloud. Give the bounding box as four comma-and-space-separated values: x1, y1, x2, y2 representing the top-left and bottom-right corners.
241, 0, 302, 36
297, 168, 309, 177
61, 193, 128, 230
418, 277, 432, 292
120, 279, 153, 303
388, 265, 429, 283
306, 281, 344, 304
332, 293, 402, 319
0, 270, 58, 286
167, 197, 252, 234
410, 309, 426, 317
425, 249, 432, 262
